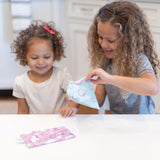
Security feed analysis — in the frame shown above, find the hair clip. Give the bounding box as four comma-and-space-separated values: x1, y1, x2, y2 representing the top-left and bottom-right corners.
43, 26, 55, 34
99, 9, 104, 18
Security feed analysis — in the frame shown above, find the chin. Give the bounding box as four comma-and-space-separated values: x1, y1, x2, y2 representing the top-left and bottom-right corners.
105, 55, 113, 59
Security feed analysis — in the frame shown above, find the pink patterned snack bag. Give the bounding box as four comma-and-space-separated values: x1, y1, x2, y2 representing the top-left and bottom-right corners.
20, 126, 75, 148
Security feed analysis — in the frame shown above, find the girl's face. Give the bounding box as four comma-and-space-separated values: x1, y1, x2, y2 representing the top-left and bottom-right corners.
26, 38, 54, 79
97, 21, 119, 59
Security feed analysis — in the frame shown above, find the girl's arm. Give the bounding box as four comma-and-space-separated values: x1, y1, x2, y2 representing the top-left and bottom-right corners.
109, 72, 158, 96
17, 98, 29, 114
86, 68, 158, 96
95, 84, 106, 107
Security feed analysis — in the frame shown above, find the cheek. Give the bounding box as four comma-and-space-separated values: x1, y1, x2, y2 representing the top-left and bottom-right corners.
47, 59, 54, 65
98, 38, 102, 46
26, 59, 34, 67
112, 42, 118, 50
49, 55, 54, 63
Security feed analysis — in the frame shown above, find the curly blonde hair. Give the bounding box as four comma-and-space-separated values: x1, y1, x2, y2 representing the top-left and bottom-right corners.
88, 1, 160, 77
11, 20, 65, 66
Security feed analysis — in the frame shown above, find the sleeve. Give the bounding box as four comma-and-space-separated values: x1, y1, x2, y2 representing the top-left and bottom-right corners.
60, 67, 72, 92
12, 76, 25, 98
136, 53, 155, 77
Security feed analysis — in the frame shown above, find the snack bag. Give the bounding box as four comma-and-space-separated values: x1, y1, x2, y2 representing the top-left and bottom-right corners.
67, 77, 100, 109
20, 126, 75, 148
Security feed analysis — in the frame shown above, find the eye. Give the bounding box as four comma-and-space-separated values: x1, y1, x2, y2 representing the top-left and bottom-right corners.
31, 56, 38, 60
98, 36, 103, 40
108, 39, 117, 43
108, 40, 115, 43
44, 56, 51, 59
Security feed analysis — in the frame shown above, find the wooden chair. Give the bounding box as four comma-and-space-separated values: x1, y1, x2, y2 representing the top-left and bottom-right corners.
76, 105, 111, 114
76, 105, 98, 114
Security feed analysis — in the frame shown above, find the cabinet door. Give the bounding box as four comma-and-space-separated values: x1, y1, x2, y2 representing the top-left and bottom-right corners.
67, 23, 92, 80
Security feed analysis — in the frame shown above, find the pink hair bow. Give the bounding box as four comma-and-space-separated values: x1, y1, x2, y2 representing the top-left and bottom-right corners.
43, 26, 55, 34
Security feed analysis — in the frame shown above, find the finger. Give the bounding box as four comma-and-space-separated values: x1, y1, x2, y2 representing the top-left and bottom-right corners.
59, 109, 62, 113
85, 72, 94, 81
70, 110, 76, 117
66, 110, 74, 118
59, 108, 66, 117
67, 110, 74, 117
70, 108, 78, 117
90, 79, 98, 84
63, 109, 70, 118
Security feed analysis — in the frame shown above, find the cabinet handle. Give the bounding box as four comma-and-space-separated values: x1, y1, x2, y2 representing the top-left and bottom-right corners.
80, 8, 93, 12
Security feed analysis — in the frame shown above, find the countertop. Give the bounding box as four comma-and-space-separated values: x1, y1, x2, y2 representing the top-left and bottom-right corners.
1, 114, 160, 160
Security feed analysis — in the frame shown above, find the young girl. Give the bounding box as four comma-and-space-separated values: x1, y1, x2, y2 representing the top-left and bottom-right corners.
85, 1, 160, 114
11, 20, 78, 117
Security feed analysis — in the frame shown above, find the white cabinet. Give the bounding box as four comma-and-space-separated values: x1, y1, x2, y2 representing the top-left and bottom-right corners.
66, 0, 106, 80
67, 23, 91, 80
0, 1, 25, 90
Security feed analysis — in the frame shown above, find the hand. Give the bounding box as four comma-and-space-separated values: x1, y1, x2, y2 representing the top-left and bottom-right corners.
85, 68, 112, 84
59, 105, 78, 118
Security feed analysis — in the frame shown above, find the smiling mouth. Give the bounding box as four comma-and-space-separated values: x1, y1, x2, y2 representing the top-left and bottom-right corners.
36, 66, 46, 70
104, 50, 112, 55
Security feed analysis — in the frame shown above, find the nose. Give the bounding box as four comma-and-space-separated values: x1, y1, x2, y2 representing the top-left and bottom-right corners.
100, 39, 108, 48
37, 58, 43, 65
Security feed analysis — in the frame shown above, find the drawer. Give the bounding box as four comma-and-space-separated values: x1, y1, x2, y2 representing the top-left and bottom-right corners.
67, 0, 106, 20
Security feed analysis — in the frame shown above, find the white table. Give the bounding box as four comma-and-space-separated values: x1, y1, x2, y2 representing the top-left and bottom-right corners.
1, 114, 160, 160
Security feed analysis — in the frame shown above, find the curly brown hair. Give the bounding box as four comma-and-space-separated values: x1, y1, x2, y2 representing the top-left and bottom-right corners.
88, 1, 160, 77
11, 20, 65, 66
